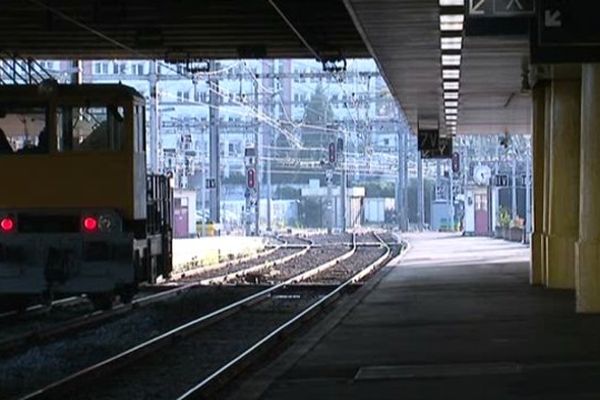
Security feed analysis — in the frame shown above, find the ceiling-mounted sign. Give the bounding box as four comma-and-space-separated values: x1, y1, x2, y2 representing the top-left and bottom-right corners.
418, 129, 440, 152
532, 0, 600, 63
538, 0, 600, 45
422, 137, 453, 159
468, 0, 535, 17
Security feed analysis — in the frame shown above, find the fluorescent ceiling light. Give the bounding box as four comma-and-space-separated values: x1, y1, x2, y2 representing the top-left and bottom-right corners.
446, 108, 458, 114
440, 22, 464, 31
442, 54, 461, 66
443, 69, 461, 80
441, 37, 463, 50
444, 92, 459, 100
440, 14, 464, 31
440, 15, 464, 23
443, 81, 460, 90
440, 0, 464, 5
445, 101, 458, 107
446, 115, 458, 121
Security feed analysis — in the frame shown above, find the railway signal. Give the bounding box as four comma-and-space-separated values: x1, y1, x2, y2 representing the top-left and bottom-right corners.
328, 142, 336, 164
452, 152, 460, 173
247, 168, 256, 189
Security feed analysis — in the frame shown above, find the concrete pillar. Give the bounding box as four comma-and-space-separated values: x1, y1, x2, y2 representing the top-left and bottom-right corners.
542, 83, 552, 284
546, 79, 581, 289
531, 82, 547, 285
576, 64, 600, 312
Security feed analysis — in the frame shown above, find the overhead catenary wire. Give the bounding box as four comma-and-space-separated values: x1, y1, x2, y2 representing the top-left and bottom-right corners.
27, 0, 406, 185
27, 0, 300, 143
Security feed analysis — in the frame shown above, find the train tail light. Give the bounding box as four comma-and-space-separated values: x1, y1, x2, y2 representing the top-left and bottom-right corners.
0, 217, 15, 233
82, 216, 99, 232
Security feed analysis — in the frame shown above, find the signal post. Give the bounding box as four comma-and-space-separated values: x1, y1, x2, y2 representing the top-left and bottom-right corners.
244, 147, 259, 236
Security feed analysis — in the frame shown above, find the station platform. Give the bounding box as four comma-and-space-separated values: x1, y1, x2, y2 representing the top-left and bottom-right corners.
231, 233, 600, 400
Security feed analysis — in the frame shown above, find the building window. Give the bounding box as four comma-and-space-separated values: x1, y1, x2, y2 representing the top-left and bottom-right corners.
56, 105, 125, 152
40, 61, 54, 71
133, 63, 145, 75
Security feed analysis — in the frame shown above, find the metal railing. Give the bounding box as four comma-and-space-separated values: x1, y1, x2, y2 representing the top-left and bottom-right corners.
0, 51, 55, 85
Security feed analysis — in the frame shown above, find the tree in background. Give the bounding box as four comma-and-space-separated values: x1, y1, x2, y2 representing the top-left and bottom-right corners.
301, 85, 336, 161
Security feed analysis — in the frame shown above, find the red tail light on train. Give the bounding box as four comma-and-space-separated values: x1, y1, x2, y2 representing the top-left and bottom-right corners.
0, 217, 15, 232
82, 216, 99, 232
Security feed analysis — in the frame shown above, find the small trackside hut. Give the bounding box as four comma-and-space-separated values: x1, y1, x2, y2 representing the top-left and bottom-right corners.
0, 82, 173, 310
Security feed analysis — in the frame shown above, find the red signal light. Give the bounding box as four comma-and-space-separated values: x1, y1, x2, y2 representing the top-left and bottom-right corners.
0, 217, 15, 232
82, 216, 98, 232
247, 168, 256, 189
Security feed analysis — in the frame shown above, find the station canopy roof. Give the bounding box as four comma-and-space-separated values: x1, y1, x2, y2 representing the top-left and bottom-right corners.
1, 0, 531, 135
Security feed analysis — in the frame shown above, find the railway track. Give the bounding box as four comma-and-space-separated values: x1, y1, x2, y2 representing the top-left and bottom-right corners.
0, 236, 288, 321
12, 232, 398, 400
0, 238, 312, 357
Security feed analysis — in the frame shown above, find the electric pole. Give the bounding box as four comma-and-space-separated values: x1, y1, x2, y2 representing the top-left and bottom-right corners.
511, 157, 517, 220
208, 60, 220, 227
340, 134, 347, 233
265, 61, 274, 232
148, 60, 159, 173
417, 150, 424, 231
253, 80, 260, 235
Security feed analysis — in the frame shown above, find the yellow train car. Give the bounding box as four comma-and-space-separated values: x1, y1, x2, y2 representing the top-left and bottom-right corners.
0, 82, 172, 310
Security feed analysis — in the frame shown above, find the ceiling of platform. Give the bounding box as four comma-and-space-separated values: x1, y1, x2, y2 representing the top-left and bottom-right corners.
0, 0, 368, 59
344, 0, 532, 135
1, 0, 532, 135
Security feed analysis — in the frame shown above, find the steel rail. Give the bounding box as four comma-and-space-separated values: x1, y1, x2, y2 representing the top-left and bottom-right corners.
0, 241, 312, 353
1, 240, 313, 356
176, 233, 391, 399
18, 235, 356, 400
0, 296, 81, 320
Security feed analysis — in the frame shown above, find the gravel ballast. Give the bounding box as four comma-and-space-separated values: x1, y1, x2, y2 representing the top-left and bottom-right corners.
0, 286, 261, 399
229, 245, 351, 285
64, 288, 331, 400
304, 246, 388, 284
177, 247, 304, 282
2, 231, 398, 399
